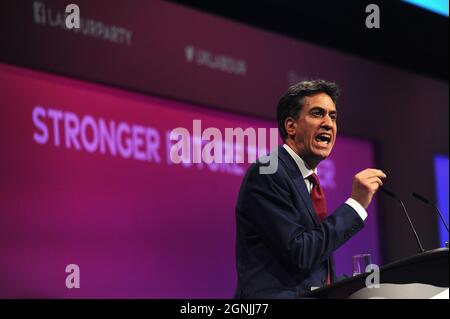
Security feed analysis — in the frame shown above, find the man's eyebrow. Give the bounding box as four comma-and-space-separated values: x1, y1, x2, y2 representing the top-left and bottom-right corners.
309, 106, 337, 113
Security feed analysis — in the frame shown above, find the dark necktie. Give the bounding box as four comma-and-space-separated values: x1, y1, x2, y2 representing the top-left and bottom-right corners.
308, 173, 328, 223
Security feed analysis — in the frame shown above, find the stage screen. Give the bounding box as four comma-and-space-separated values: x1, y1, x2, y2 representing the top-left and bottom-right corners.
434, 155, 449, 247
0, 63, 379, 298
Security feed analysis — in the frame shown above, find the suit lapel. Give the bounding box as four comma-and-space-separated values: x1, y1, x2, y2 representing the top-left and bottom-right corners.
278, 146, 320, 226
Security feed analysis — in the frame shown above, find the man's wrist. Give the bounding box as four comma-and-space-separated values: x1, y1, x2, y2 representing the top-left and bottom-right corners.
345, 198, 368, 221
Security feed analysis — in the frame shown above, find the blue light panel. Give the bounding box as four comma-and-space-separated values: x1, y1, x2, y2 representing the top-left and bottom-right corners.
403, 0, 449, 17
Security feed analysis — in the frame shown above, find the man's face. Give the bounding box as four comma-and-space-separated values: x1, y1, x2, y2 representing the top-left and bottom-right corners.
291, 93, 337, 168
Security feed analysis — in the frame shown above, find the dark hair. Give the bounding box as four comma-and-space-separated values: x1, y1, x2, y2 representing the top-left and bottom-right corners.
276, 79, 340, 142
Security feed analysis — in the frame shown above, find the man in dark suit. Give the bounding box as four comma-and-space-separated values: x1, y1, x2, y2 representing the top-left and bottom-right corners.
234, 80, 386, 298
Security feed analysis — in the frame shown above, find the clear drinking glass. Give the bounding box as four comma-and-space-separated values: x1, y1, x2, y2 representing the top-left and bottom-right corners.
352, 253, 372, 276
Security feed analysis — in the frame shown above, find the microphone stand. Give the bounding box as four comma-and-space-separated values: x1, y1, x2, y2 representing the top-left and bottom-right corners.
380, 188, 425, 253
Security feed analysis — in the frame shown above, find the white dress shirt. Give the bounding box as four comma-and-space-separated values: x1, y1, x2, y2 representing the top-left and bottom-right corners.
283, 144, 367, 221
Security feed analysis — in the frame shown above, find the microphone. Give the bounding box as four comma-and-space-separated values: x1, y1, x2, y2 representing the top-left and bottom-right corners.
412, 192, 449, 233
380, 187, 425, 253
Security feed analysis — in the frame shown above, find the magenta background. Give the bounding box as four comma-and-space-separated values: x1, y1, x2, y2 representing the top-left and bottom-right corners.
0, 63, 379, 298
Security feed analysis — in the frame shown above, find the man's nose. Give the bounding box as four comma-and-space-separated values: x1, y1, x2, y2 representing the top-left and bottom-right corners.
321, 115, 333, 129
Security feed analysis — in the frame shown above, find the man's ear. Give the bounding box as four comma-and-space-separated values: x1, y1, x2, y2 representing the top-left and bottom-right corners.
284, 117, 296, 138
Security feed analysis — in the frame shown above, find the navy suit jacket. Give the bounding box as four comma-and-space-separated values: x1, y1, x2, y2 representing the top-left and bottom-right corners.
234, 146, 364, 298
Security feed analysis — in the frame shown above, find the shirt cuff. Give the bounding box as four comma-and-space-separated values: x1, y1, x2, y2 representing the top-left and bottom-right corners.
345, 198, 368, 221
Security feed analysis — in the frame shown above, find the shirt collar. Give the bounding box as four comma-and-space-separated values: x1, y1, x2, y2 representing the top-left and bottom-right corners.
283, 144, 317, 179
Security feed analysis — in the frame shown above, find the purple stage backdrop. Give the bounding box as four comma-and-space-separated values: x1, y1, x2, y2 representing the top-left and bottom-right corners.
0, 63, 379, 298
0, 0, 416, 122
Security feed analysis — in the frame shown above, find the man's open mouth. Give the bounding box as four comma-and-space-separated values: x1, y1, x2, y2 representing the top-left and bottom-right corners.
315, 133, 332, 144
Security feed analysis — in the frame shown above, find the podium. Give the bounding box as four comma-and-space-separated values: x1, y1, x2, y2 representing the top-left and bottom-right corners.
308, 248, 449, 299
